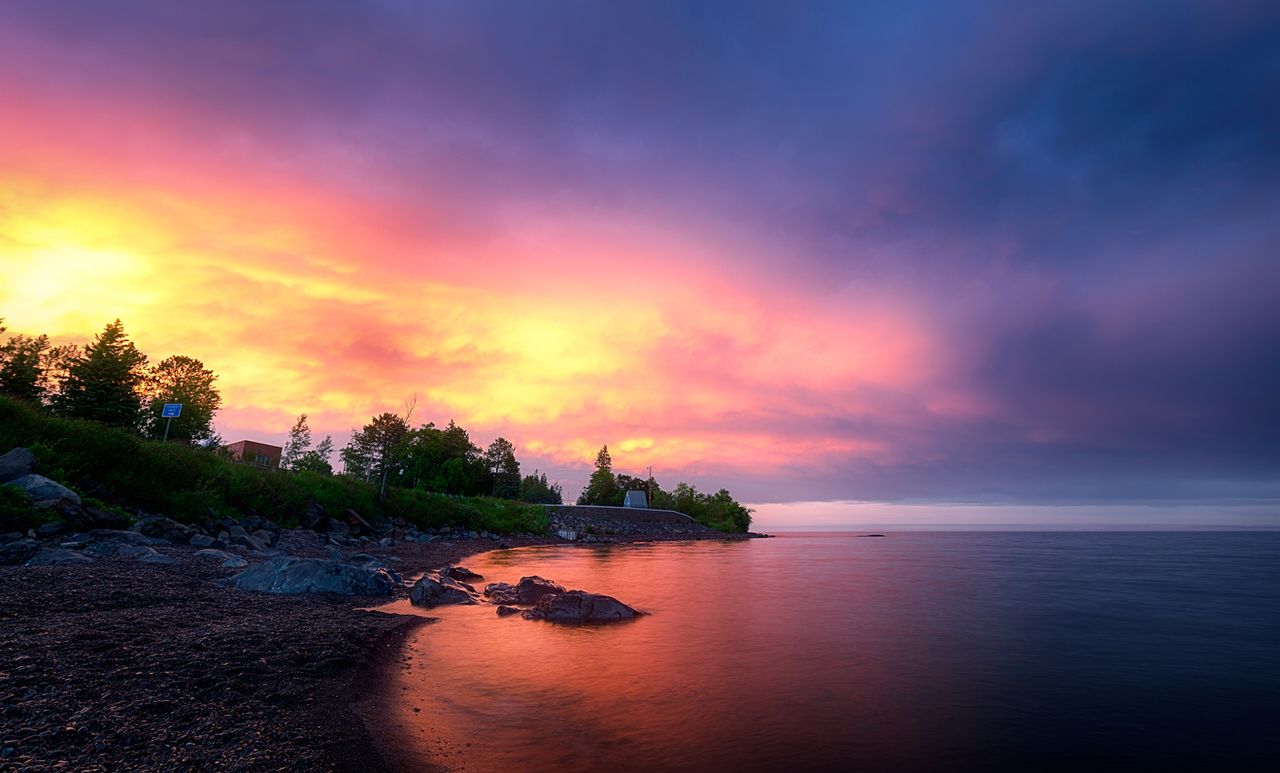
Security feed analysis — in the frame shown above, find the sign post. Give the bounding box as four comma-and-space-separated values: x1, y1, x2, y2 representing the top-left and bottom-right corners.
161, 403, 183, 441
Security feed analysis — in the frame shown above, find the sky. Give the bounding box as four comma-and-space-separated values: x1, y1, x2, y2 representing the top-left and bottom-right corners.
1, 1, 1277, 526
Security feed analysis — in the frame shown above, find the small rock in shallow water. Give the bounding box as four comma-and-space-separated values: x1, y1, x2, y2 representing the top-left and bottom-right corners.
409, 575, 477, 607
496, 605, 521, 616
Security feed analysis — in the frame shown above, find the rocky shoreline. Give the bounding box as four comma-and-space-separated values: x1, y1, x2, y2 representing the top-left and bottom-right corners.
1, 528, 750, 772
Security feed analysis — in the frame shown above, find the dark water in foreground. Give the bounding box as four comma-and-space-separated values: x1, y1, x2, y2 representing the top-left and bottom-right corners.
381, 532, 1280, 772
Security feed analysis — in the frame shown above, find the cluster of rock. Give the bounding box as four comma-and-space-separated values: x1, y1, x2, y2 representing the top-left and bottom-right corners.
407, 570, 642, 624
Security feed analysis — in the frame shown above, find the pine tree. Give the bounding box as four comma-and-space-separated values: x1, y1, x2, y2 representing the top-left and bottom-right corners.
52, 320, 148, 428
0, 333, 50, 401
577, 444, 621, 505
485, 436, 521, 499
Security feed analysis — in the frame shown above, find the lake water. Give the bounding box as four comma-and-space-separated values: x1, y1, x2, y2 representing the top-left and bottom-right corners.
376, 532, 1280, 771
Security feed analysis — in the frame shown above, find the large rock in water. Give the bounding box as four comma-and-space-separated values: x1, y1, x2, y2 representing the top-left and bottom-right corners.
231, 557, 394, 596
522, 590, 642, 623
4, 474, 81, 508
0, 447, 37, 484
483, 575, 565, 606
410, 575, 477, 607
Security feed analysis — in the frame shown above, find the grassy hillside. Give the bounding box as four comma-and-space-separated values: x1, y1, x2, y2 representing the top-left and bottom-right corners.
0, 396, 547, 535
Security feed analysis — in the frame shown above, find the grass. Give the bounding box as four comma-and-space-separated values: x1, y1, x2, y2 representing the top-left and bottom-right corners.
0, 396, 548, 535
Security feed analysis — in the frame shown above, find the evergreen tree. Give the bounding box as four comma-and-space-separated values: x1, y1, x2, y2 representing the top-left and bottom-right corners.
577, 444, 621, 505
0, 333, 50, 401
52, 320, 148, 428
485, 436, 521, 499
520, 471, 563, 504
140, 355, 221, 443
281, 414, 313, 470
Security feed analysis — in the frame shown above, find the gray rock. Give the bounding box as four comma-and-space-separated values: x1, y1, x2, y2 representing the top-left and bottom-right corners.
131, 515, 196, 544
0, 538, 40, 565
82, 541, 121, 557
89, 529, 168, 546
231, 532, 268, 552
496, 605, 522, 617
522, 590, 642, 623
34, 521, 65, 538
409, 575, 477, 607
0, 447, 37, 484
78, 507, 130, 530
193, 549, 248, 569
4, 474, 80, 508
137, 550, 179, 565
24, 548, 93, 566
252, 528, 277, 547
59, 534, 93, 549
231, 557, 395, 596
188, 533, 217, 548
484, 576, 566, 606
324, 545, 343, 560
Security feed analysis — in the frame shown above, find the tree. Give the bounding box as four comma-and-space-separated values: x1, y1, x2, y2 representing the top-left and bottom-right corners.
577, 444, 621, 505
38, 344, 79, 404
52, 320, 148, 428
296, 435, 334, 475
520, 471, 563, 504
341, 413, 411, 501
0, 333, 50, 401
485, 437, 521, 499
140, 355, 221, 443
282, 414, 313, 470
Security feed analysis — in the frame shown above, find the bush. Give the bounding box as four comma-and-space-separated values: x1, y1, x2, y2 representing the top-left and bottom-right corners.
0, 396, 550, 534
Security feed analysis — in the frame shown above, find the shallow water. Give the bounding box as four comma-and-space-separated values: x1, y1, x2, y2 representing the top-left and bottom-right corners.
379, 532, 1280, 772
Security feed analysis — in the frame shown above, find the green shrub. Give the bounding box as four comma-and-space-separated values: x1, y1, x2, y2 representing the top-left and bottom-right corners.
0, 396, 550, 534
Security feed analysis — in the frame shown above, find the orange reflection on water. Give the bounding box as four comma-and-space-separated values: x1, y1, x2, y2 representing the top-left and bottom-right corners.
367, 538, 983, 772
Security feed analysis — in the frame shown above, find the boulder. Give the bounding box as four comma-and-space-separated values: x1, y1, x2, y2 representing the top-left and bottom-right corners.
89, 529, 168, 546
24, 548, 93, 566
496, 605, 522, 617
34, 521, 66, 539
0, 448, 37, 484
188, 534, 222, 549
231, 557, 395, 596
193, 549, 248, 569
0, 538, 40, 565
522, 590, 642, 623
4, 474, 81, 508
409, 575, 477, 607
484, 575, 566, 606
231, 532, 269, 552
445, 566, 483, 582
131, 515, 196, 545
77, 507, 130, 530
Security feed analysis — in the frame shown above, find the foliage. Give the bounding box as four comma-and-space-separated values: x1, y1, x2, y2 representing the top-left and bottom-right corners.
295, 435, 334, 475
577, 445, 620, 505
340, 412, 410, 486
0, 395, 548, 534
51, 320, 148, 428
0, 484, 50, 532
281, 414, 312, 470
140, 355, 222, 443
393, 420, 491, 496
519, 471, 563, 504
485, 436, 521, 499
0, 332, 50, 401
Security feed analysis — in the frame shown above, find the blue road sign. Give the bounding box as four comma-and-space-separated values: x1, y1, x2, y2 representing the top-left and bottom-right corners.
162, 403, 183, 418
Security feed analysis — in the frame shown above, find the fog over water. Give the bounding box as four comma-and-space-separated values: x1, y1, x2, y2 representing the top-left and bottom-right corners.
375, 533, 1280, 772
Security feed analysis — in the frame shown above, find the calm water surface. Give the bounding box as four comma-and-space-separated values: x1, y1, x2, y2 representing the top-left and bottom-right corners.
378, 532, 1280, 772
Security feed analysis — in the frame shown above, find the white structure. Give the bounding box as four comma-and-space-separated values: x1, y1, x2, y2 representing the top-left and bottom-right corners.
623, 490, 648, 509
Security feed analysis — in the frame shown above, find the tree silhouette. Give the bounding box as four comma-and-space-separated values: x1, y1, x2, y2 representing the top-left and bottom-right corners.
52, 320, 148, 428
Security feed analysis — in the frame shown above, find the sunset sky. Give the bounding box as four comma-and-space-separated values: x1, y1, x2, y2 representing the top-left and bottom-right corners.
2, 1, 1277, 526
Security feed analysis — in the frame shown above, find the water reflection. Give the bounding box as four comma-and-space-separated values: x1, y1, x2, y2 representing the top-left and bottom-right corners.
377, 533, 1280, 772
